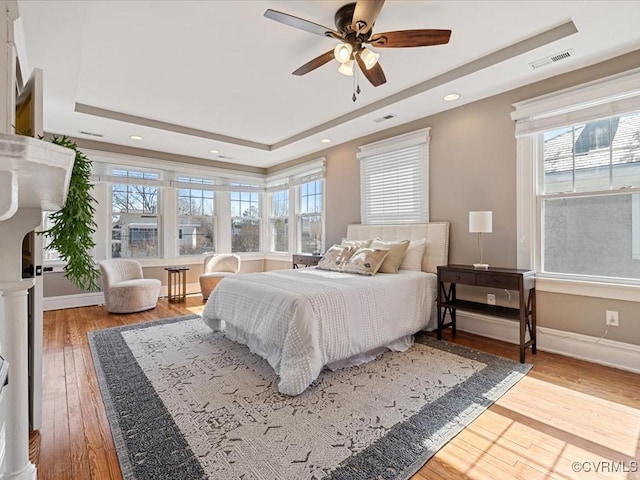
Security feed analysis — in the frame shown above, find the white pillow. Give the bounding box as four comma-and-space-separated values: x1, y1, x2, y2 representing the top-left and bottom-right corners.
341, 247, 389, 276
317, 244, 357, 272
369, 239, 410, 274
399, 238, 426, 271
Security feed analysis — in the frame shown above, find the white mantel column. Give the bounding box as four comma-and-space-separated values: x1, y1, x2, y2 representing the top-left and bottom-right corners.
0, 207, 40, 480
0, 281, 35, 480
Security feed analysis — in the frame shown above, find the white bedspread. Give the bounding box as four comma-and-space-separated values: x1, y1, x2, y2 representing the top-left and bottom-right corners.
202, 268, 437, 395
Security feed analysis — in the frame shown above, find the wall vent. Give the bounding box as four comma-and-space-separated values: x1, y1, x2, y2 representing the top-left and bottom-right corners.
78, 130, 104, 138
529, 49, 575, 70
373, 114, 397, 123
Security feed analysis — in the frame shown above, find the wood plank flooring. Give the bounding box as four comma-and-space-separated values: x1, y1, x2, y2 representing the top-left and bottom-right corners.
34, 296, 640, 479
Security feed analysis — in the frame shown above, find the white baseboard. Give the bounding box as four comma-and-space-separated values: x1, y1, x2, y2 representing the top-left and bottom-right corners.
456, 312, 640, 374
44, 282, 204, 311
44, 292, 106, 311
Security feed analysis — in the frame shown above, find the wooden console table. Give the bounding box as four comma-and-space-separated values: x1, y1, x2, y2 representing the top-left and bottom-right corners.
437, 264, 536, 363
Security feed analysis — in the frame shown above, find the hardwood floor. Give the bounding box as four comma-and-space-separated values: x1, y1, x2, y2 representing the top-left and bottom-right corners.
35, 297, 640, 479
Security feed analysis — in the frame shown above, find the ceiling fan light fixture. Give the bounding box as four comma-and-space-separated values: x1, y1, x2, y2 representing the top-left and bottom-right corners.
360, 47, 380, 70
334, 42, 353, 64
338, 59, 354, 76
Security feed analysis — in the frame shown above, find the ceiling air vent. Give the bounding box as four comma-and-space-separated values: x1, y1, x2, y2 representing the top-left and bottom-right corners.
78, 130, 104, 138
529, 49, 575, 70
373, 114, 397, 123
216, 155, 233, 160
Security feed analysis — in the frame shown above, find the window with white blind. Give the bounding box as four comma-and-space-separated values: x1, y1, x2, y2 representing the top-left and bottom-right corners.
513, 68, 640, 296
358, 128, 430, 224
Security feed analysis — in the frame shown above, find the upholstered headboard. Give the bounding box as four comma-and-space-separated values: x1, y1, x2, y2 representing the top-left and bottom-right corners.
345, 222, 450, 273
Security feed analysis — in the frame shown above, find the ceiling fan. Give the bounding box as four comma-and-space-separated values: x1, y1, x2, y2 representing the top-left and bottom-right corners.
264, 0, 451, 101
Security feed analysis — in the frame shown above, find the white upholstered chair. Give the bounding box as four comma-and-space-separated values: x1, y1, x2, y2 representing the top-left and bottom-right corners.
199, 254, 241, 300
98, 259, 162, 313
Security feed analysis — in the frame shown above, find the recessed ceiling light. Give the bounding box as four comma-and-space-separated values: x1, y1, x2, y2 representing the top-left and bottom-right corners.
209, 149, 219, 154
129, 135, 143, 140
443, 93, 460, 102
321, 138, 332, 144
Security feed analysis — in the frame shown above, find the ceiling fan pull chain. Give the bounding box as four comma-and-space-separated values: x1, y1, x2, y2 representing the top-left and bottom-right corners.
352, 59, 362, 102
352, 62, 357, 102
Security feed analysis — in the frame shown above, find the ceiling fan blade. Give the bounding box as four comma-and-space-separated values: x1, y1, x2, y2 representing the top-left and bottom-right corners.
368, 29, 452, 48
352, 0, 385, 35
355, 51, 387, 87
264, 9, 341, 39
292, 50, 335, 76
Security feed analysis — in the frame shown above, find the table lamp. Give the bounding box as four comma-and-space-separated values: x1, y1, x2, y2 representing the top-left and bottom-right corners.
469, 211, 492, 269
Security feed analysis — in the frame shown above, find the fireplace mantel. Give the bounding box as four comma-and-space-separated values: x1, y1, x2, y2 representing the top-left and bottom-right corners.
0, 133, 74, 220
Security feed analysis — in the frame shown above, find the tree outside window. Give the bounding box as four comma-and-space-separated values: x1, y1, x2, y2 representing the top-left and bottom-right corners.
177, 176, 215, 255
270, 189, 288, 252
111, 169, 159, 258
231, 186, 260, 252
298, 180, 322, 254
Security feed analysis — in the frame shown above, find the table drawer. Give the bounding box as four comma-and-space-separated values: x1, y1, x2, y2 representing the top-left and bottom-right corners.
292, 254, 321, 266
439, 270, 476, 285
475, 273, 520, 290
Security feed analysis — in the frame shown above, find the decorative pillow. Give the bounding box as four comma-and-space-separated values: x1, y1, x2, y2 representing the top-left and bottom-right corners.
317, 245, 357, 272
369, 239, 410, 273
341, 247, 390, 276
399, 238, 427, 271
340, 238, 374, 249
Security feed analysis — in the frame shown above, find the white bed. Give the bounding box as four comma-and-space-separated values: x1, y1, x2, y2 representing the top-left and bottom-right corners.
202, 222, 449, 395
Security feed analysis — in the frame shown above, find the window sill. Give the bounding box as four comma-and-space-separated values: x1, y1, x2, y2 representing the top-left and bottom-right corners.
536, 276, 640, 302
265, 253, 292, 262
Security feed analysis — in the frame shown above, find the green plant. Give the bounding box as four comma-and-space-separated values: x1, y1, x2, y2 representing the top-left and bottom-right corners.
44, 136, 100, 291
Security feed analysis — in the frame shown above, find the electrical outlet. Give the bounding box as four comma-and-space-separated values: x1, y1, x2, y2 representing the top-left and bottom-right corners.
487, 294, 496, 306
606, 310, 619, 326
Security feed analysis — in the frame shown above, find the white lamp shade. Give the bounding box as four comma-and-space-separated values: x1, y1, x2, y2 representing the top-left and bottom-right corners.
360, 47, 380, 70
334, 43, 353, 64
338, 60, 354, 76
469, 211, 492, 233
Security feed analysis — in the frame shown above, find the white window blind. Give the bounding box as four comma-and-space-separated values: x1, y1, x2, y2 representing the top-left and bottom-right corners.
512, 67, 640, 137
358, 128, 430, 224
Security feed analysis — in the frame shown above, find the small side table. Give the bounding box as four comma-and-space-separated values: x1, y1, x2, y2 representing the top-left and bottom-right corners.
165, 266, 190, 303
292, 253, 322, 269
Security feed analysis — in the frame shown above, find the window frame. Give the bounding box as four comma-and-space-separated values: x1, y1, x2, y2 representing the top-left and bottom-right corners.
268, 188, 289, 253
229, 184, 262, 253
296, 179, 324, 254
176, 175, 217, 257
513, 67, 640, 302
110, 167, 162, 260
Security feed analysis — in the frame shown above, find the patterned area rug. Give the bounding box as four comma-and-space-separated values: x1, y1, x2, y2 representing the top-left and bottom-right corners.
88, 315, 531, 480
